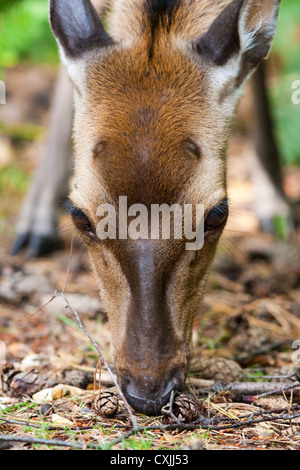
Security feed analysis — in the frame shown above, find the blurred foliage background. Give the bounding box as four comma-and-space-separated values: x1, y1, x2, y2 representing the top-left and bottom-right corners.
271, 0, 300, 165
0, 0, 300, 166
0, 0, 57, 66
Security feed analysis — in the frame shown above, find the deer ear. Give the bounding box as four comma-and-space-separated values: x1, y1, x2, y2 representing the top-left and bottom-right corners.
195, 0, 280, 87
50, 0, 113, 58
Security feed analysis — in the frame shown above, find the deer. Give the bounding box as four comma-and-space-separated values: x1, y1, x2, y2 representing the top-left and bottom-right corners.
13, 0, 286, 415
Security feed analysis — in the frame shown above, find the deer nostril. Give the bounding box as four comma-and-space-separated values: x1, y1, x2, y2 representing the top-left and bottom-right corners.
121, 371, 183, 416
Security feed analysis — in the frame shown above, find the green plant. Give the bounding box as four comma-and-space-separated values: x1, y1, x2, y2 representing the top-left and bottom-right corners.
0, 0, 58, 67
270, 0, 300, 166
121, 432, 155, 450
0, 164, 29, 194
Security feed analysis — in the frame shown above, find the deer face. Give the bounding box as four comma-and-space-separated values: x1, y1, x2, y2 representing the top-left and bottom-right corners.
50, 0, 280, 415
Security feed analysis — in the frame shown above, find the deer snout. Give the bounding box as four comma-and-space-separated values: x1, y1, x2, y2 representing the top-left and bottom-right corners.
119, 367, 185, 416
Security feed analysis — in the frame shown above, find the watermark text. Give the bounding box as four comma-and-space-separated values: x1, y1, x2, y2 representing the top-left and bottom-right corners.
291, 340, 300, 365
96, 197, 205, 251
0, 341, 6, 365
0, 80, 6, 104
292, 80, 300, 105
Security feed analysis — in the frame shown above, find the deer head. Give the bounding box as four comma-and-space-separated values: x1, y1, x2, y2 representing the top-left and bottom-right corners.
50, 0, 280, 415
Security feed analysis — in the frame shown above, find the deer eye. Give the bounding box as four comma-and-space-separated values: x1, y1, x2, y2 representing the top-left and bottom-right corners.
204, 198, 228, 236
69, 204, 97, 240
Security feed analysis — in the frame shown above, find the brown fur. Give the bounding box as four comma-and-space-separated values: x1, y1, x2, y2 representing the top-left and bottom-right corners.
51, 0, 280, 414
108, 0, 232, 43
69, 0, 228, 401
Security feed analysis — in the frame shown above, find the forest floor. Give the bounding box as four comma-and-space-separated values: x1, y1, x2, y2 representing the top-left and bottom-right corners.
1, 65, 300, 450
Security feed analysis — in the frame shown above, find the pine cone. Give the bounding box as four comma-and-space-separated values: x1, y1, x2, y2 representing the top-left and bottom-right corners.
61, 369, 93, 389
1, 363, 56, 398
94, 391, 118, 417
189, 357, 244, 382
228, 327, 271, 354
1, 363, 19, 395
162, 393, 198, 423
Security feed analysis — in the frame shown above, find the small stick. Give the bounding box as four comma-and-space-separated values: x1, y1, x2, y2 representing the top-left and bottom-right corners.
161, 390, 181, 424
255, 382, 300, 399
216, 381, 300, 397
0, 433, 101, 450
93, 356, 102, 402
61, 229, 75, 295
61, 292, 137, 429
0, 416, 94, 432
30, 235, 138, 429
2, 406, 300, 450
105, 410, 300, 449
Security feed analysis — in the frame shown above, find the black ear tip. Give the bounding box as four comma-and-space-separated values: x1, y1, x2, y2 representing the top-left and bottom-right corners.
195, 0, 280, 74
49, 0, 113, 58
194, 0, 244, 66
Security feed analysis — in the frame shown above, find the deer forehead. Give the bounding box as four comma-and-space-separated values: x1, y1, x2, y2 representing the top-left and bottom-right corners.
70, 47, 227, 207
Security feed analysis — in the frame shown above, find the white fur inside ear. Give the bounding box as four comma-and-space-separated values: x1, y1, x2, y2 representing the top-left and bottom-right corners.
207, 53, 243, 107
210, 55, 240, 89
209, 0, 279, 100
239, 0, 278, 54
208, 64, 243, 120
239, 12, 263, 53
58, 45, 87, 92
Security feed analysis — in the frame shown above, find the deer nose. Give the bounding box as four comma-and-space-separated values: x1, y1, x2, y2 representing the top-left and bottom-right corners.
120, 370, 183, 416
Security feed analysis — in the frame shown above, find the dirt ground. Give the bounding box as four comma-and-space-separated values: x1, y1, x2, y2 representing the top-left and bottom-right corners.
1, 65, 300, 450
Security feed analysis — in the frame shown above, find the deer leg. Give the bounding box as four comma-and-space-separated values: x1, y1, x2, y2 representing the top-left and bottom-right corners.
12, 67, 73, 257
12, 2, 109, 258
247, 63, 294, 234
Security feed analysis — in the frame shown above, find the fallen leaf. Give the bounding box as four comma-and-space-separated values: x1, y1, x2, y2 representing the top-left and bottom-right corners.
32, 384, 68, 403
51, 414, 74, 427
254, 423, 276, 438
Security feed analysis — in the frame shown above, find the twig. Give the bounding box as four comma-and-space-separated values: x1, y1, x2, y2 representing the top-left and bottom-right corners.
233, 341, 285, 362
93, 357, 102, 402
61, 292, 137, 429
105, 409, 300, 449
0, 433, 102, 450
32, 236, 138, 430
31, 294, 57, 316
61, 229, 75, 295
0, 415, 128, 431
0, 417, 41, 429
161, 390, 181, 424
2, 409, 300, 450
255, 382, 300, 399
210, 404, 300, 425
0, 416, 94, 432
207, 411, 300, 431
215, 381, 300, 398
